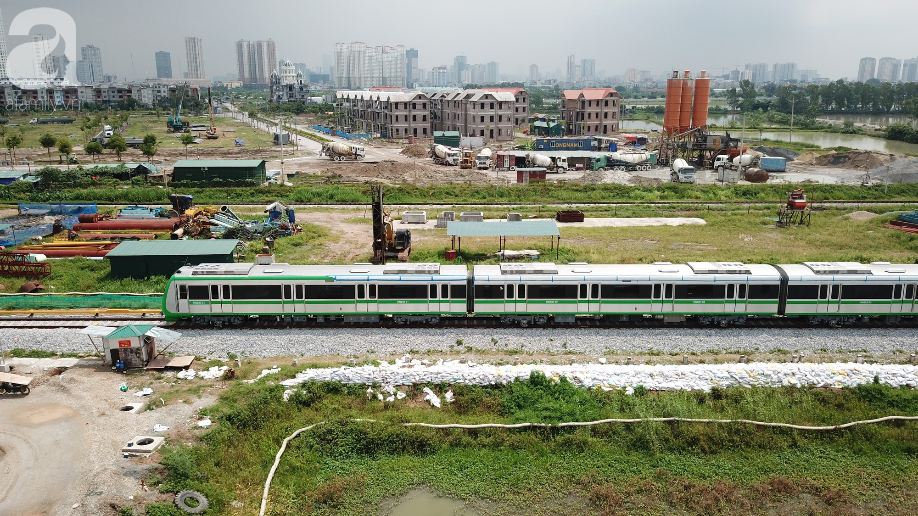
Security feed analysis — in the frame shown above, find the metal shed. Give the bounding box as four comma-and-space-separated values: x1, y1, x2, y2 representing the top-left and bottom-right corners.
80, 324, 182, 368
0, 170, 32, 185
171, 159, 266, 184
105, 239, 240, 278
446, 220, 561, 258
433, 131, 461, 147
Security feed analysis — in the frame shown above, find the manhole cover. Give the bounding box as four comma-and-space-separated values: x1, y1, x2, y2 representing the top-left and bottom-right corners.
136, 438, 154, 446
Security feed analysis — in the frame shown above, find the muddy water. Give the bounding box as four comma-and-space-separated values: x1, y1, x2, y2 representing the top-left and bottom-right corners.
378, 488, 480, 516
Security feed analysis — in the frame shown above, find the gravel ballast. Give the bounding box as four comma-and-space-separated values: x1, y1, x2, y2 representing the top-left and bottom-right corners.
5, 327, 917, 359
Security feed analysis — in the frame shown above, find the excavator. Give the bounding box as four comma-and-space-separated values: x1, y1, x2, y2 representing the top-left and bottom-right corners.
370, 184, 411, 264
204, 87, 218, 139
166, 83, 191, 133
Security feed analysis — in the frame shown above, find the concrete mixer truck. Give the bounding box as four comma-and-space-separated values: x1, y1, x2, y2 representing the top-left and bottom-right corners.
322, 142, 366, 161
525, 153, 569, 172
670, 158, 697, 183
429, 144, 460, 166
475, 148, 493, 169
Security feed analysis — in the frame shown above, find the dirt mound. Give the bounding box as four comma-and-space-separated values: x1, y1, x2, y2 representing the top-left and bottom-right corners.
811, 150, 895, 170
846, 211, 879, 221
400, 144, 429, 158
753, 146, 801, 162
795, 152, 819, 164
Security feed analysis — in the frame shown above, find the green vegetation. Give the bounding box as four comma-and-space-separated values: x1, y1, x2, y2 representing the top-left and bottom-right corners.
147, 373, 918, 515
0, 257, 167, 294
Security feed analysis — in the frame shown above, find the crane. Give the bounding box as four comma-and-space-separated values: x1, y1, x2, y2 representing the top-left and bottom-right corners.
204, 87, 218, 139
166, 83, 190, 133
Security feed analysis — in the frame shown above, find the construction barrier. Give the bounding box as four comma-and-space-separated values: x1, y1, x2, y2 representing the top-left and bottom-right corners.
0, 294, 161, 310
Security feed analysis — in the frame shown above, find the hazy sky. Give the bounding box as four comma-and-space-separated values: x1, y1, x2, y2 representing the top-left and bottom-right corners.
3, 0, 917, 81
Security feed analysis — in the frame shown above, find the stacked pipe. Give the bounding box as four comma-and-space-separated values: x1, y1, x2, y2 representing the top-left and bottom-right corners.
17, 241, 119, 257
73, 217, 182, 231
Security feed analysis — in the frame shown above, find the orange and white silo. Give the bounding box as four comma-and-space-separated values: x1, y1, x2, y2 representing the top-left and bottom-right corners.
678, 70, 694, 133
691, 70, 711, 129
663, 71, 682, 134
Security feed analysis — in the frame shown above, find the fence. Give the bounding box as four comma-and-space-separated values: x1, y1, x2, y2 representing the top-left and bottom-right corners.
312, 125, 332, 135
0, 294, 161, 310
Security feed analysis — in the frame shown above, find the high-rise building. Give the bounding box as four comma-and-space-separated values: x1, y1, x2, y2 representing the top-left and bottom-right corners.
76, 61, 94, 84
485, 61, 499, 84
406, 48, 418, 86
877, 57, 901, 82
580, 59, 595, 80
236, 40, 277, 84
185, 37, 205, 79
0, 7, 7, 79
32, 35, 51, 77
625, 68, 639, 83
902, 58, 918, 83
453, 55, 468, 84
529, 64, 539, 82
745, 63, 769, 83
772, 62, 797, 83
857, 57, 877, 82
566, 54, 576, 83
334, 42, 406, 89
155, 51, 172, 79
80, 45, 102, 82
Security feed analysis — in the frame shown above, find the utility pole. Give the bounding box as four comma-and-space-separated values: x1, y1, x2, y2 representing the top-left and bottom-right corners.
790, 95, 795, 143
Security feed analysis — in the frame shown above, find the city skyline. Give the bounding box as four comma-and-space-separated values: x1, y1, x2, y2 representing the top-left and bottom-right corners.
0, 0, 915, 83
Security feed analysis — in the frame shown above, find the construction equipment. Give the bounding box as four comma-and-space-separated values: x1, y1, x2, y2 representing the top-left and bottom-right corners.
429, 144, 460, 166
459, 149, 475, 169
204, 87, 218, 139
371, 184, 411, 264
670, 158, 697, 183
166, 83, 191, 133
322, 142, 365, 161
591, 151, 653, 172
777, 189, 811, 227
0, 252, 51, 278
525, 153, 569, 172
476, 148, 493, 169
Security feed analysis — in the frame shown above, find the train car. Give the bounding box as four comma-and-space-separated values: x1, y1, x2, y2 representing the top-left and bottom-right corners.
776, 262, 918, 325
471, 262, 782, 326
163, 257, 469, 325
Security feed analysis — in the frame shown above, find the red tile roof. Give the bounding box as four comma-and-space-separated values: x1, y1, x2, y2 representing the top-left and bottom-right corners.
482, 87, 525, 95
562, 88, 620, 100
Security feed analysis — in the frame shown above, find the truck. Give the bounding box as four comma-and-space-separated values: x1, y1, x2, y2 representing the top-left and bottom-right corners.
670, 158, 696, 183
713, 154, 756, 174
591, 151, 653, 172
475, 148, 493, 170
429, 144, 460, 166
29, 117, 76, 124
322, 141, 366, 161
525, 153, 569, 172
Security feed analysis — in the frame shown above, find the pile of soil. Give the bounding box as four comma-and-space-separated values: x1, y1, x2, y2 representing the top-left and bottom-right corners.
812, 150, 895, 170
795, 152, 820, 164
846, 211, 880, 221
753, 146, 801, 162
400, 144, 429, 158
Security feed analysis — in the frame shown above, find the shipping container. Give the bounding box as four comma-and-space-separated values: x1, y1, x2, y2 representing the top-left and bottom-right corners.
759, 156, 787, 172
534, 138, 597, 151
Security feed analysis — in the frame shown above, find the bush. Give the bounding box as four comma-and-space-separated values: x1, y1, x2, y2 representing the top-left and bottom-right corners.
501, 371, 600, 424
144, 503, 183, 516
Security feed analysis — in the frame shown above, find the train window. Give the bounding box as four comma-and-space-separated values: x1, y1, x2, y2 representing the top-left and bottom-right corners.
726, 284, 735, 299
664, 284, 673, 299
601, 284, 652, 299
907, 284, 915, 300
590, 284, 598, 299
830, 285, 840, 300
676, 284, 726, 299
819, 285, 828, 299
295, 285, 304, 300
283, 285, 292, 300
233, 285, 283, 300
223, 285, 231, 300
430, 284, 438, 299
738, 284, 747, 299
442, 285, 449, 299
579, 284, 587, 299
844, 284, 894, 300
211, 285, 219, 299
506, 286, 515, 300
369, 284, 377, 298
519, 284, 526, 299
788, 285, 819, 299
178, 284, 188, 299
378, 285, 427, 299
304, 285, 356, 299
188, 285, 209, 300
358, 284, 366, 299
528, 285, 577, 299
451, 284, 466, 299
749, 285, 779, 299
474, 285, 504, 299
893, 284, 903, 299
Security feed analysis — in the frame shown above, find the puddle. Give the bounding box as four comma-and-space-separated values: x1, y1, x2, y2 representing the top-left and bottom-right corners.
378, 488, 480, 516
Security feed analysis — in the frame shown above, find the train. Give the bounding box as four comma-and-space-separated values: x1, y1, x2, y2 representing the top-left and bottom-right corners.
162, 256, 918, 327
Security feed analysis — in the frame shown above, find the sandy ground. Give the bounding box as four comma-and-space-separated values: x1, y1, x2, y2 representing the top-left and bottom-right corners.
392, 217, 706, 232
0, 360, 218, 516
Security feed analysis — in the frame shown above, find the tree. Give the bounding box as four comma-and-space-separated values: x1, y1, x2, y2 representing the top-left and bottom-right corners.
5, 134, 22, 163
39, 133, 57, 159
903, 98, 918, 128
139, 143, 157, 160
762, 82, 779, 97
726, 87, 740, 111
180, 133, 196, 159
57, 137, 73, 158
84, 141, 103, 162
143, 134, 158, 146
738, 80, 757, 112
107, 134, 127, 161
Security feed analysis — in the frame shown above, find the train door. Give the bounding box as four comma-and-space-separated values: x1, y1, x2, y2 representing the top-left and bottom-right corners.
430, 284, 442, 314
505, 283, 517, 313
724, 284, 748, 313
652, 283, 674, 313
828, 284, 841, 313
209, 285, 223, 314
891, 284, 905, 314
177, 283, 190, 313
909, 284, 917, 313
515, 284, 527, 314
281, 285, 294, 314
294, 284, 304, 314
357, 283, 378, 313
816, 284, 829, 313
588, 284, 599, 314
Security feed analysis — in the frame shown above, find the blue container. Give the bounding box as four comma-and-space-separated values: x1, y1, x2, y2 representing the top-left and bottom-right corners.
534, 138, 597, 151
759, 157, 787, 172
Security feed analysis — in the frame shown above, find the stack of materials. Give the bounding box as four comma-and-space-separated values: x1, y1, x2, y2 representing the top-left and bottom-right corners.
17, 241, 119, 257
887, 211, 918, 234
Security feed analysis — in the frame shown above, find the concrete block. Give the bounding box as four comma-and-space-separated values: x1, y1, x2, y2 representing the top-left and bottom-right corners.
507, 213, 522, 222
435, 216, 448, 229
459, 211, 483, 222
122, 436, 164, 455
441, 211, 455, 221
402, 211, 427, 224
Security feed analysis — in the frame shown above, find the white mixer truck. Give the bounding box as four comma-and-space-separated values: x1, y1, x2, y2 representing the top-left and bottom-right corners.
475, 148, 493, 169
430, 144, 460, 166
670, 158, 697, 183
525, 153, 569, 172
321, 142, 366, 161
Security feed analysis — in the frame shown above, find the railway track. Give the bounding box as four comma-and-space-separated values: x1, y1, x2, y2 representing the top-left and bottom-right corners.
93, 201, 918, 208
0, 315, 165, 329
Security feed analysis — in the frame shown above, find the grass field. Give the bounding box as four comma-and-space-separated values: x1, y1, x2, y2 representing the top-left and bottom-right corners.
141, 372, 918, 515
121, 114, 275, 150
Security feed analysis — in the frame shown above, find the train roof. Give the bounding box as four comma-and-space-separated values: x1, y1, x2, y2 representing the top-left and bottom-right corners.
779, 262, 918, 280
473, 262, 781, 281
173, 262, 469, 280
